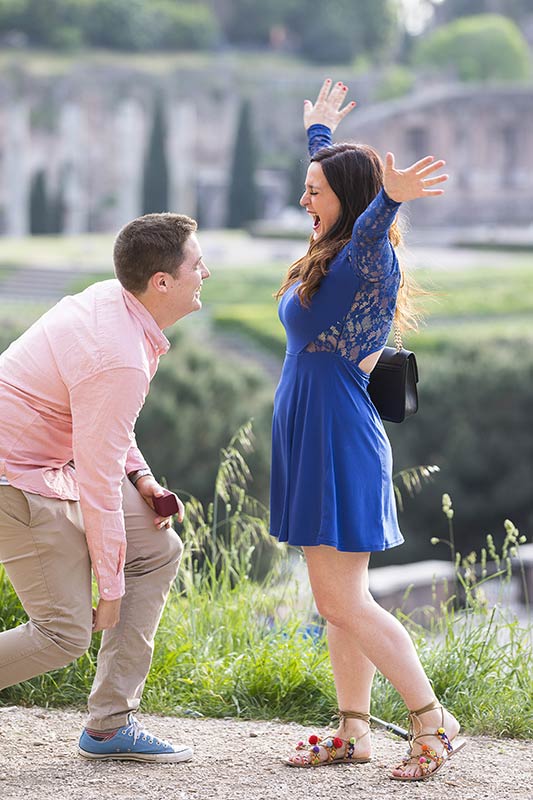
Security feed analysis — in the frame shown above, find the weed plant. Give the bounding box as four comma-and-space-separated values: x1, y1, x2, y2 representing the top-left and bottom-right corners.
371, 495, 532, 738
0, 428, 531, 738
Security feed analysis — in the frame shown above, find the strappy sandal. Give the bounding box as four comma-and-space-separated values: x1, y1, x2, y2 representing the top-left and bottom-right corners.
285, 710, 372, 768
390, 700, 466, 782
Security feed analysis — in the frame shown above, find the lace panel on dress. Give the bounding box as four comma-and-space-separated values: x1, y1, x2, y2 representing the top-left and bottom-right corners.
305, 272, 398, 365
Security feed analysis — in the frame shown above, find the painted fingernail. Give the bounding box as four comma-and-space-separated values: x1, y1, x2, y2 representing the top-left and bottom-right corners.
337, 81, 342, 86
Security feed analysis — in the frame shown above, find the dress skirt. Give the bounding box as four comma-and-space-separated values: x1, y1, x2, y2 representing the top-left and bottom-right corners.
270, 351, 404, 552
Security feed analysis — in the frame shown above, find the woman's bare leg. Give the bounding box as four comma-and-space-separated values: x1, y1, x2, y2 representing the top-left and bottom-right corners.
288, 546, 460, 775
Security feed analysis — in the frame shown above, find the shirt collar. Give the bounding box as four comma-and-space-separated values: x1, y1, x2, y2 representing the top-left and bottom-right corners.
121, 287, 170, 356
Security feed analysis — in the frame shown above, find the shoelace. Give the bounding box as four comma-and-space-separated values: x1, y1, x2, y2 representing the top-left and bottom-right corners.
128, 716, 171, 748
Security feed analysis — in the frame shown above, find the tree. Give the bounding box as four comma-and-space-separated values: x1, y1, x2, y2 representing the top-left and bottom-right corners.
286, 154, 307, 208
375, 65, 415, 101
226, 100, 259, 229
432, 0, 533, 26
142, 96, 169, 215
135, 332, 273, 510
220, 0, 399, 62
0, 0, 87, 48
49, 178, 65, 234
154, 1, 218, 50
29, 170, 49, 234
85, 0, 157, 50
85, 0, 218, 51
219, 0, 294, 45
414, 14, 531, 82
287, 0, 398, 64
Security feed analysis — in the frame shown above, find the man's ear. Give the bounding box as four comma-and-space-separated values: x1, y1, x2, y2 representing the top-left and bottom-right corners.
151, 272, 168, 292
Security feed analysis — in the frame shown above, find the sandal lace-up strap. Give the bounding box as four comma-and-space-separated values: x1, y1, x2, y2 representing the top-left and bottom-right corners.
338, 710, 370, 760
408, 701, 453, 752
409, 700, 441, 722
338, 710, 371, 724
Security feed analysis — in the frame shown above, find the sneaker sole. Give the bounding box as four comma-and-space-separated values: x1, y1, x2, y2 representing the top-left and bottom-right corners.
78, 746, 193, 763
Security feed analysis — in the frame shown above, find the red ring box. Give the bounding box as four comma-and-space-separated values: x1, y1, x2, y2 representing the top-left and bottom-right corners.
153, 491, 179, 517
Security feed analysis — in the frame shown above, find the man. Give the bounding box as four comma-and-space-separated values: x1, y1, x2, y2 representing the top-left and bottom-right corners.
0, 212, 210, 762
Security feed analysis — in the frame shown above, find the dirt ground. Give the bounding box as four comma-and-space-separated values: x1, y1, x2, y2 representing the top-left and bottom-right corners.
0, 706, 531, 800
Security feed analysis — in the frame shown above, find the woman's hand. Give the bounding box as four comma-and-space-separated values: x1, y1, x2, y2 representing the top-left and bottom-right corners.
383, 153, 448, 203
303, 78, 356, 132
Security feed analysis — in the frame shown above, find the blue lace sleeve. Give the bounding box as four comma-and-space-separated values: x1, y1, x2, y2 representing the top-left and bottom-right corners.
307, 124, 332, 157
350, 188, 401, 281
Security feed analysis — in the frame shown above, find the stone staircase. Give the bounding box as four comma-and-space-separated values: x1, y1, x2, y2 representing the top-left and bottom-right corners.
0, 267, 95, 304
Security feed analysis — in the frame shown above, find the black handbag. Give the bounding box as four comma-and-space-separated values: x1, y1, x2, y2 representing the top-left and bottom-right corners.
368, 342, 419, 423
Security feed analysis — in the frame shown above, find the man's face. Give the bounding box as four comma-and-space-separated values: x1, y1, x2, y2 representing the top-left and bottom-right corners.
166, 233, 210, 322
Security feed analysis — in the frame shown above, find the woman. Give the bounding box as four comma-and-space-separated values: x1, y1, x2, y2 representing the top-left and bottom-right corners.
270, 79, 465, 782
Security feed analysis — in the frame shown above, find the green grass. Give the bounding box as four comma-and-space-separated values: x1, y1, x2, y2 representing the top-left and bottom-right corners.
417, 262, 533, 319
0, 301, 54, 327
1, 426, 531, 737
0, 233, 115, 270
203, 255, 533, 356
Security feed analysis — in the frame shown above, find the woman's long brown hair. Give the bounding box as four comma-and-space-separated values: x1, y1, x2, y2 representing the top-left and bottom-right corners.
276, 142, 421, 333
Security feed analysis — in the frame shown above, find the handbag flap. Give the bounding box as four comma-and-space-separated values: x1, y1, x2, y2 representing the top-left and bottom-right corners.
367, 346, 419, 423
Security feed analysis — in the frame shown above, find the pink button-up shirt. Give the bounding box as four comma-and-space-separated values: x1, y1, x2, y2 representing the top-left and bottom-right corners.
0, 279, 169, 600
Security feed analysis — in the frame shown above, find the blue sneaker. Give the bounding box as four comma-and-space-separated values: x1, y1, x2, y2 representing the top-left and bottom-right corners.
78, 714, 193, 762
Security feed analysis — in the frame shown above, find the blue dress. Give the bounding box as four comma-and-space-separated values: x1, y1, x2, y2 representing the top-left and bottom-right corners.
270, 124, 404, 552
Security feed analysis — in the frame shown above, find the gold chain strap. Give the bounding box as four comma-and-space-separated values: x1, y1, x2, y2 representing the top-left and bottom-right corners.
393, 325, 403, 352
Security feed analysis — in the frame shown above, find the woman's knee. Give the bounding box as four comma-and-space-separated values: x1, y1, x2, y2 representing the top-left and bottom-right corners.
315, 593, 373, 629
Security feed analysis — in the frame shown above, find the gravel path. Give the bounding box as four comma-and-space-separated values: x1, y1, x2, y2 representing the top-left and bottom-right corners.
0, 706, 531, 800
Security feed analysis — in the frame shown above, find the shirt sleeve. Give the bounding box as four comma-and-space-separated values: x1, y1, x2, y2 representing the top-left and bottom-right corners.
350, 188, 402, 281
307, 123, 333, 157
125, 437, 149, 475
69, 367, 149, 600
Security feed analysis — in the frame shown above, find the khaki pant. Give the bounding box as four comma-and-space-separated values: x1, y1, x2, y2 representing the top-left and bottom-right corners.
0, 477, 183, 730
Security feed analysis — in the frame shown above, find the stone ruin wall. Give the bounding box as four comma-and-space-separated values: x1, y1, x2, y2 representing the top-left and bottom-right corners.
345, 84, 533, 230
0, 62, 530, 235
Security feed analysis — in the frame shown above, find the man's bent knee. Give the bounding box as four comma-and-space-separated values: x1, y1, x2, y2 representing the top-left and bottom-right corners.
34, 619, 92, 665
153, 527, 183, 571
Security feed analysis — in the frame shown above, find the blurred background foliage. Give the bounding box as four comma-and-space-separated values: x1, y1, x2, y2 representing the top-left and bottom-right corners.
134, 329, 273, 515
413, 13, 531, 81
0, 0, 530, 80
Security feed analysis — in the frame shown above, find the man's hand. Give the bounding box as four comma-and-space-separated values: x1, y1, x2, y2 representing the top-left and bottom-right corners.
92, 597, 122, 632
135, 474, 185, 528
303, 77, 356, 132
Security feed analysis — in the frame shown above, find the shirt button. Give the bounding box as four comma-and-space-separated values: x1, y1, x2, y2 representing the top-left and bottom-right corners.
98, 559, 102, 565
103, 588, 109, 594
